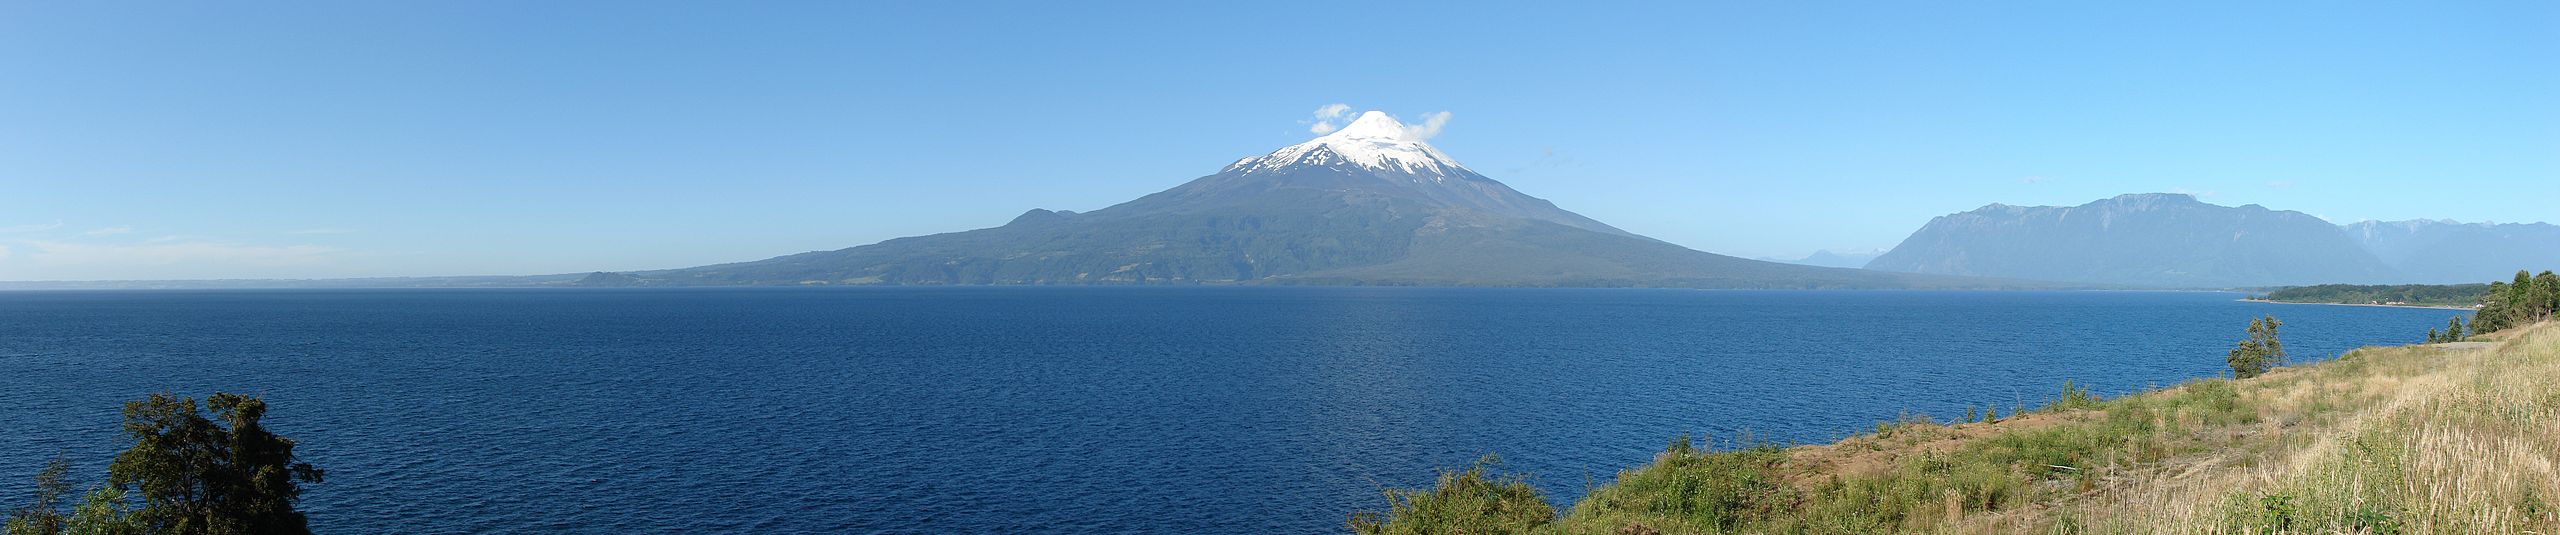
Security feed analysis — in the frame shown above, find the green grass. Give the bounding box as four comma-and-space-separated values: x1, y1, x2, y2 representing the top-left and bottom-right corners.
1347, 378, 2264, 534
1347, 455, 1555, 535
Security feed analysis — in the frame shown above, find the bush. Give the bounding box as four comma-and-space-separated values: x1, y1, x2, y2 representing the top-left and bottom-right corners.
1347, 455, 1553, 535
1568, 435, 1791, 532
2228, 316, 2286, 378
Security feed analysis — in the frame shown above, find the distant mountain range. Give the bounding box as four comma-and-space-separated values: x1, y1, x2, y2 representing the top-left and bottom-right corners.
1866, 193, 2559, 287
627, 112, 2039, 289
2340, 219, 2560, 284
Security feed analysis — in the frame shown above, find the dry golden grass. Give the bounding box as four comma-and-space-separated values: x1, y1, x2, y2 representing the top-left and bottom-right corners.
1968, 322, 2560, 534
1357, 323, 2560, 534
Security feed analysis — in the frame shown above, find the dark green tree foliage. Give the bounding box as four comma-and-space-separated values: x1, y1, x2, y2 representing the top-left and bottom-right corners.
106, 393, 322, 535
2425, 315, 2466, 344
2472, 270, 2560, 335
2, 460, 72, 535
2537, 271, 2560, 318
2227, 316, 2285, 379
6, 393, 315, 535
63, 487, 142, 535
2259, 283, 2492, 307
2515, 271, 2539, 323
2476, 282, 2514, 333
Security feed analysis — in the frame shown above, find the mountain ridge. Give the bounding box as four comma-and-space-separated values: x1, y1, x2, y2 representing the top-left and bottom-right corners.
1870, 193, 2554, 287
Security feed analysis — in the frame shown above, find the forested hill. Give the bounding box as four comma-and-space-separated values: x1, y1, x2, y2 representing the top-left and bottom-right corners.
2256, 283, 2491, 307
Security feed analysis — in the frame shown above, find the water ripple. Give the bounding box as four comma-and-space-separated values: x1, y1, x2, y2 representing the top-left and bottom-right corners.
0, 287, 2465, 533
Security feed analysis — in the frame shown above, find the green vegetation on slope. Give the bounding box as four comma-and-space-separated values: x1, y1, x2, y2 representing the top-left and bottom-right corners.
2256, 283, 2490, 307
1352, 323, 2560, 534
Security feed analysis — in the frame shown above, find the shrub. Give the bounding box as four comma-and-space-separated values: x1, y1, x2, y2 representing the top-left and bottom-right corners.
2228, 316, 2286, 378
1347, 455, 1553, 535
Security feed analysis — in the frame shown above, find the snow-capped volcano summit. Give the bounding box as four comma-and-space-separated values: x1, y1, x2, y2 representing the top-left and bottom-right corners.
1223, 111, 1469, 179
1148, 109, 1630, 237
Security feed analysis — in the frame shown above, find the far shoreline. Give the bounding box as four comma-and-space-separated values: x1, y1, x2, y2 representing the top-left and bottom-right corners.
2240, 297, 2476, 311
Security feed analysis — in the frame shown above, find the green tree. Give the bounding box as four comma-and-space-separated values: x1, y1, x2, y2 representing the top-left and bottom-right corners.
2227, 315, 2286, 379
2535, 271, 2560, 320
105, 393, 323, 535
2476, 282, 2512, 333
2512, 271, 2536, 322
64, 487, 142, 535
3, 459, 72, 535
5, 458, 147, 535
2447, 316, 2466, 342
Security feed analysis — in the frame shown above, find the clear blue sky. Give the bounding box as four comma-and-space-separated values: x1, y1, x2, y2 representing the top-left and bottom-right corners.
2, 2, 2552, 280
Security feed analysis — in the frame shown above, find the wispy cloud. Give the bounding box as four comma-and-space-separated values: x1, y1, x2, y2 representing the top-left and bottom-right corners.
2171, 187, 2221, 200
0, 220, 63, 234
1306, 103, 1352, 135
1314, 103, 1350, 121
1503, 147, 1580, 175
0, 226, 366, 280
1401, 111, 1451, 141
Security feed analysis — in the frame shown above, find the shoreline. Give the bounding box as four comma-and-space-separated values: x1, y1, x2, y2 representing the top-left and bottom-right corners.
2240, 298, 2475, 311
1360, 323, 2557, 533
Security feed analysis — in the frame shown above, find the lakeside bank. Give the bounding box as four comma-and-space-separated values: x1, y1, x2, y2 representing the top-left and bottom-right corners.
1355, 322, 2560, 533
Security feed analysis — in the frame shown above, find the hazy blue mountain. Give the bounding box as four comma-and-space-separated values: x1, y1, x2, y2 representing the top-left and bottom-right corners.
2342, 219, 2560, 283
1757, 250, 1882, 269
571, 271, 649, 287
645, 112, 2043, 289
1867, 193, 2398, 288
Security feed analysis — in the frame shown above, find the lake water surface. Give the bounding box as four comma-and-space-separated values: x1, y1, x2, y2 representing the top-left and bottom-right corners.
0, 288, 2467, 533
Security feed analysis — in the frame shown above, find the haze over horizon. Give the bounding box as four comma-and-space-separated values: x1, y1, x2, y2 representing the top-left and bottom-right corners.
4, 2, 2553, 281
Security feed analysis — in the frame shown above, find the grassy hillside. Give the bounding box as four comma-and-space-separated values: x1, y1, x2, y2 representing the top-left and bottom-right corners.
1353, 323, 2560, 534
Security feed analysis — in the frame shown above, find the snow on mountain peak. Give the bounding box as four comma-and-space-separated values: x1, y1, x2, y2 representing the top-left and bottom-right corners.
1224, 110, 1469, 178
1327, 111, 1408, 140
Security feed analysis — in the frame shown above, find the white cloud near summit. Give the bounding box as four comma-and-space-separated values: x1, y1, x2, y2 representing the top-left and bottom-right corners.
1306, 103, 1352, 134
1402, 111, 1451, 141
1301, 105, 1452, 141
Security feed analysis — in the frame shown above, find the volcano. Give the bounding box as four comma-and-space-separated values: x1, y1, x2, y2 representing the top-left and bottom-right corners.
642, 111, 2026, 289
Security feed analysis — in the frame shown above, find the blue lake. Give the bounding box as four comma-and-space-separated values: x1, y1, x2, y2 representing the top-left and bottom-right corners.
0, 288, 2467, 533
